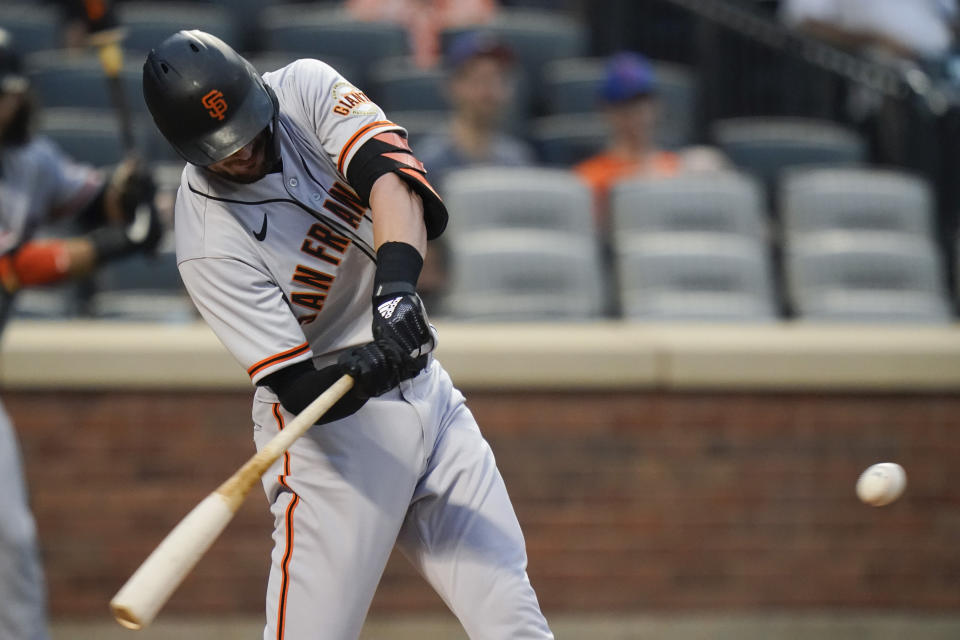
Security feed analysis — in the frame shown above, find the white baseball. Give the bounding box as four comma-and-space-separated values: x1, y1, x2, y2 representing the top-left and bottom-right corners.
856, 462, 907, 507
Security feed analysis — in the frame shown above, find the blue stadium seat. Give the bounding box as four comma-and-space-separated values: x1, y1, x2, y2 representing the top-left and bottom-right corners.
263, 7, 408, 89
247, 52, 359, 88
712, 117, 866, 194
0, 4, 61, 54
368, 57, 447, 113
116, 2, 236, 53
38, 109, 129, 167
25, 51, 145, 114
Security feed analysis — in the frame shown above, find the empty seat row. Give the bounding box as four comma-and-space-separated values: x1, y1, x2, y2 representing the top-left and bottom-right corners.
437, 167, 954, 323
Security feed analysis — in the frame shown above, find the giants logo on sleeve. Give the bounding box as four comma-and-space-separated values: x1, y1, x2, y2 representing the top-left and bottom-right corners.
330, 81, 377, 117
202, 90, 228, 120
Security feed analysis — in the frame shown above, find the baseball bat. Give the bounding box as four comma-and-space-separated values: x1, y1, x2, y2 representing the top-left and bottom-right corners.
109, 374, 354, 630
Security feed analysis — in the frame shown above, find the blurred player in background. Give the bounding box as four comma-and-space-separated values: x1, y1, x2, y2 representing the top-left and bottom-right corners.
575, 52, 726, 234
0, 29, 160, 640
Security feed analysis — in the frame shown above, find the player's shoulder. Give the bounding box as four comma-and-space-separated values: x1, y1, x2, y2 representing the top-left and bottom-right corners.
262, 58, 344, 94
174, 165, 253, 263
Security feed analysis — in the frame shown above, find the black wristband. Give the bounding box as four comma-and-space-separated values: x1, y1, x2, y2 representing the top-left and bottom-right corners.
374, 241, 423, 297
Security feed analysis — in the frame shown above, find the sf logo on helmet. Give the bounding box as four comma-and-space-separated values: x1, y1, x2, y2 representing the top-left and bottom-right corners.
201, 89, 228, 121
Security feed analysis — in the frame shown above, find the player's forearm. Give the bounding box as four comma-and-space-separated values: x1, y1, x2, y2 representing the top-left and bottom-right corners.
369, 172, 427, 256
0, 238, 97, 293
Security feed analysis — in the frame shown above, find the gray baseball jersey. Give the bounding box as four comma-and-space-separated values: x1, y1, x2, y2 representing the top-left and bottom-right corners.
0, 137, 101, 640
174, 59, 552, 639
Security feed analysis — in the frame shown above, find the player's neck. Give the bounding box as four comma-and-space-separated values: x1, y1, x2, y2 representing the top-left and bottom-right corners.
610, 136, 653, 162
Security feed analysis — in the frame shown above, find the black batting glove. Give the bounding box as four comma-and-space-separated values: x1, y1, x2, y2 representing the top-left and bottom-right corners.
373, 282, 435, 362
371, 242, 435, 376
337, 339, 405, 399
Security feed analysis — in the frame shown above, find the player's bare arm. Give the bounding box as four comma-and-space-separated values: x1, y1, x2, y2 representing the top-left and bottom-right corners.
369, 172, 427, 254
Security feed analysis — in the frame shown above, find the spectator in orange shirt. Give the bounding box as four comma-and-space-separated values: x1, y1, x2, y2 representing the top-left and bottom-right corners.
575, 52, 725, 232
346, 0, 497, 68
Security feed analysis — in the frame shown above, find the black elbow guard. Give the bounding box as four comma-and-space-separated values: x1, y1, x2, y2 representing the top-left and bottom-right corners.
259, 360, 368, 424
346, 132, 448, 240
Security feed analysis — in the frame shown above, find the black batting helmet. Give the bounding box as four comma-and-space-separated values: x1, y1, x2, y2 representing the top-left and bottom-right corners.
143, 30, 277, 166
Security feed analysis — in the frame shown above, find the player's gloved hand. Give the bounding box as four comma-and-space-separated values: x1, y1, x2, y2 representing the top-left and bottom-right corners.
88, 199, 164, 263
372, 282, 436, 362
371, 242, 436, 381
106, 156, 157, 225
336, 339, 406, 399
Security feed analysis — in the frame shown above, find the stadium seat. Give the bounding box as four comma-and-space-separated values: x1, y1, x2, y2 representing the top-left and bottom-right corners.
25, 51, 146, 113
611, 172, 767, 241
117, 2, 236, 53
442, 167, 596, 240
38, 109, 128, 167
0, 4, 61, 54
531, 114, 608, 166
263, 7, 408, 88
446, 230, 605, 321
368, 57, 447, 113
616, 233, 778, 321
248, 52, 360, 88
785, 231, 952, 323
543, 57, 697, 147
90, 250, 196, 322
712, 117, 866, 193
780, 168, 935, 238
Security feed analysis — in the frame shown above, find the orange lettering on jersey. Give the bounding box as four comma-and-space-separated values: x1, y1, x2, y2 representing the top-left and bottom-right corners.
300, 239, 340, 266
329, 183, 365, 213
291, 265, 333, 291
332, 91, 372, 116
323, 199, 363, 229
291, 292, 326, 312
300, 223, 350, 265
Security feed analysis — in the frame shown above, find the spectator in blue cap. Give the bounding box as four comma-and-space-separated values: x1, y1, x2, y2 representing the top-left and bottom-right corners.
575, 52, 725, 231
417, 31, 535, 193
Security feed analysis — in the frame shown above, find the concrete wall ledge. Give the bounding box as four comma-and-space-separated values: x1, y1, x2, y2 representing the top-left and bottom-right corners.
1, 320, 958, 391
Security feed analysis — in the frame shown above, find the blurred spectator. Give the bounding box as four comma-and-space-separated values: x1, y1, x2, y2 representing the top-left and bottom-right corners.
414, 32, 535, 317
417, 31, 535, 191
574, 52, 726, 233
346, 0, 497, 68
781, 0, 958, 62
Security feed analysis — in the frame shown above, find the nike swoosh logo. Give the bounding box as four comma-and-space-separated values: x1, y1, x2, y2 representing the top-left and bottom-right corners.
253, 214, 268, 241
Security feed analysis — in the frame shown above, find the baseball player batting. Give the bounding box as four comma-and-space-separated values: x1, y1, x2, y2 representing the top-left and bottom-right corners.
0, 27, 160, 640
142, 31, 553, 639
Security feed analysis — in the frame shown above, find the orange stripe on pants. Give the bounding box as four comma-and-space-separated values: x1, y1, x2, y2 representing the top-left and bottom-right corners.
273, 402, 297, 640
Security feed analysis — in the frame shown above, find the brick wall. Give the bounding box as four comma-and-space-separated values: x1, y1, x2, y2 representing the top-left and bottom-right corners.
8, 389, 960, 618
